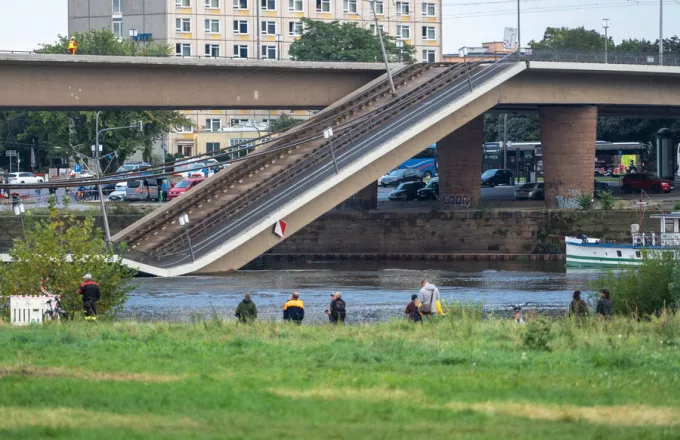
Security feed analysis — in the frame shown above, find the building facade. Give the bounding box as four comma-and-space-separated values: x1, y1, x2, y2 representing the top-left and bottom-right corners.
442, 42, 512, 63
68, 0, 442, 158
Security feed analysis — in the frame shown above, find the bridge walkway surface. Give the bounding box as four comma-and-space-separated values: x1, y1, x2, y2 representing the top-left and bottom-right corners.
114, 56, 526, 276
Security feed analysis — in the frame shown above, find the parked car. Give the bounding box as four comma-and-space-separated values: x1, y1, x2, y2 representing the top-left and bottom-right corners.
416, 177, 439, 200
388, 181, 427, 201
126, 178, 163, 201
101, 182, 117, 195
7, 172, 44, 184
621, 172, 674, 194
168, 177, 206, 200
481, 169, 514, 187
108, 182, 128, 201
378, 169, 423, 187
514, 182, 544, 200
116, 161, 152, 174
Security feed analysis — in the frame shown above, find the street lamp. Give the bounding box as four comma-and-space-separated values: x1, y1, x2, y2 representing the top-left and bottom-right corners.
369, 0, 396, 95
602, 18, 610, 64
13, 200, 26, 240
94, 112, 144, 245
458, 47, 473, 92
323, 127, 339, 174
178, 213, 196, 262
396, 39, 403, 63
129, 29, 138, 56
275, 34, 282, 60
659, 0, 664, 66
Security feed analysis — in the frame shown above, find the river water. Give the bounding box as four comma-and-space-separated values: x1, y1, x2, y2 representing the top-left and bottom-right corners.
122, 261, 604, 324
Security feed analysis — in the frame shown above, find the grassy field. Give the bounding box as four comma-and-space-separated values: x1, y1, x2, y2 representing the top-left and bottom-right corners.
1, 313, 680, 439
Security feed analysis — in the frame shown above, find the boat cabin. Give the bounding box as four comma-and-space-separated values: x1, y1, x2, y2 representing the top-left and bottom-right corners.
635, 213, 680, 247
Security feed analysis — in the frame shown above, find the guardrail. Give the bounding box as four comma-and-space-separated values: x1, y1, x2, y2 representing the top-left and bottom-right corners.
126, 53, 521, 268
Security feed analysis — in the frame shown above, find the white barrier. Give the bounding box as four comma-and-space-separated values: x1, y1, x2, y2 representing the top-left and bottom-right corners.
10, 296, 51, 326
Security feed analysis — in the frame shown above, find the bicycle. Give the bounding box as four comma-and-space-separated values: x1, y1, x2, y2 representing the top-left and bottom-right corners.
510, 302, 531, 324
43, 295, 69, 322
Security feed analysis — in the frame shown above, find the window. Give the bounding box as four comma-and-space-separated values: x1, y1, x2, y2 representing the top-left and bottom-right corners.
176, 18, 191, 32
343, 0, 357, 13
373, 0, 383, 14
261, 45, 276, 59
233, 0, 248, 8
261, 21, 276, 35
113, 0, 121, 13
368, 24, 384, 36
206, 142, 221, 153
205, 118, 222, 132
205, 0, 220, 7
233, 20, 248, 34
422, 2, 435, 16
396, 25, 410, 39
112, 18, 123, 38
396, 1, 409, 14
422, 26, 435, 40
616, 250, 622, 257
230, 138, 254, 147
233, 44, 249, 58
421, 49, 435, 63
261, 0, 276, 9
288, 0, 302, 11
316, 0, 330, 12
205, 19, 220, 33
230, 118, 250, 126
288, 21, 303, 36
178, 143, 193, 156
205, 43, 220, 57
176, 0, 191, 6
175, 43, 192, 57
176, 124, 194, 133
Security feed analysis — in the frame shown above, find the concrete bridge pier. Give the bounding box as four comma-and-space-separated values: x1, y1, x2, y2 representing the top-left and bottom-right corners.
540, 106, 598, 209
355, 181, 378, 210
437, 115, 484, 210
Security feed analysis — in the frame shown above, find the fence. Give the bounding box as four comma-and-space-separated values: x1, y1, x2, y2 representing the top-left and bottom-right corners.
9, 296, 50, 325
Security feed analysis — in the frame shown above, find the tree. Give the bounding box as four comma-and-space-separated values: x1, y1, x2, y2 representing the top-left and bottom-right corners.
484, 113, 539, 143
289, 18, 415, 63
0, 29, 187, 171
529, 26, 607, 52
0, 201, 136, 318
269, 113, 301, 132
37, 29, 171, 57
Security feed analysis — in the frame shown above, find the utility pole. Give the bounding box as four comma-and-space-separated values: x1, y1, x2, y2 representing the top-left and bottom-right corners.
94, 112, 111, 247
517, 0, 521, 55
659, 0, 664, 66
602, 18, 609, 64
369, 0, 396, 95
503, 114, 508, 169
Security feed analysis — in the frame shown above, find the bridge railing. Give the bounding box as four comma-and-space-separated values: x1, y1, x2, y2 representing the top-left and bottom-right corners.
126, 54, 522, 269
525, 49, 680, 67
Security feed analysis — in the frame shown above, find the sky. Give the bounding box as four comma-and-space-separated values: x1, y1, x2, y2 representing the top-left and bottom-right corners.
0, 0, 676, 53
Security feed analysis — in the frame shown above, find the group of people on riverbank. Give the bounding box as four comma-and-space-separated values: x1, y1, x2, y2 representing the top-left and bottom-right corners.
569, 289, 614, 318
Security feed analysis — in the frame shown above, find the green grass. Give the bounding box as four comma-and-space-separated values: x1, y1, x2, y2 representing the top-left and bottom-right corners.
1, 315, 680, 439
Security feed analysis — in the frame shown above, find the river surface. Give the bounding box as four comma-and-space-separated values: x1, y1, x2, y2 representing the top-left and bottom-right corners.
122, 261, 604, 324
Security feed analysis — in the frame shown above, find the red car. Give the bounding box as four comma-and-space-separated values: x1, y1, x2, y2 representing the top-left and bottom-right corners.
621, 173, 674, 194
167, 177, 206, 200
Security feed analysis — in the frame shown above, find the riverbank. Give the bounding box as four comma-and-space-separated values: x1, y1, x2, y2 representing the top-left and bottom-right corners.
1, 316, 679, 439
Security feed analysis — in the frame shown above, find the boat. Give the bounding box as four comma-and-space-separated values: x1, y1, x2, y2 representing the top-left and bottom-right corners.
565, 211, 680, 267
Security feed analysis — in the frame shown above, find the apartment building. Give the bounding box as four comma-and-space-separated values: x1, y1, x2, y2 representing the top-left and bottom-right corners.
68, 0, 442, 157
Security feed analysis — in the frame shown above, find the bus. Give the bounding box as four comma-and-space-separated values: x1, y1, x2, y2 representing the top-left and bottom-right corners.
395, 144, 437, 178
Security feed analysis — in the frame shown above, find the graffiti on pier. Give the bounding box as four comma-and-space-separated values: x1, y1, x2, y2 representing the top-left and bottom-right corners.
545, 179, 581, 209
443, 194, 471, 208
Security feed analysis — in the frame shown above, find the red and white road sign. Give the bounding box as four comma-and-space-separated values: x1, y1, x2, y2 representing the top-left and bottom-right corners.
274, 220, 287, 238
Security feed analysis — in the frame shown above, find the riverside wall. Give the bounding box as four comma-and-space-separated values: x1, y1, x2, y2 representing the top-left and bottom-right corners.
0, 210, 652, 258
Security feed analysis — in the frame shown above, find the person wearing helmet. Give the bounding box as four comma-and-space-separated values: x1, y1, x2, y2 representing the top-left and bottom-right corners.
78, 274, 100, 320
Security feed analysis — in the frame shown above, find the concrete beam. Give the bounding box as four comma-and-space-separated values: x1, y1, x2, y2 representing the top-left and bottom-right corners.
0, 54, 387, 110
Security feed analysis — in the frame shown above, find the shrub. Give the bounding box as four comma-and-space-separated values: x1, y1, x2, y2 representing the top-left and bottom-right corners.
522, 318, 553, 351
0, 204, 137, 319
674, 201, 680, 211
591, 252, 680, 317
576, 191, 594, 210
597, 190, 616, 210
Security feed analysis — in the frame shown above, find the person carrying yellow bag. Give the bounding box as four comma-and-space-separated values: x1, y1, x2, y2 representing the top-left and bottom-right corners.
418, 278, 441, 320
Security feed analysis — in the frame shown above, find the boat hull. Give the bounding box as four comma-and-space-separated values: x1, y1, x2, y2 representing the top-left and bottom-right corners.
566, 239, 645, 267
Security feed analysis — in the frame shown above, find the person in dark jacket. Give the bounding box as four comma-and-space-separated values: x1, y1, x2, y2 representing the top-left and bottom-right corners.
404, 294, 422, 323
569, 290, 589, 318
235, 293, 257, 323
330, 292, 346, 324
596, 288, 614, 318
78, 273, 101, 321
282, 291, 304, 324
